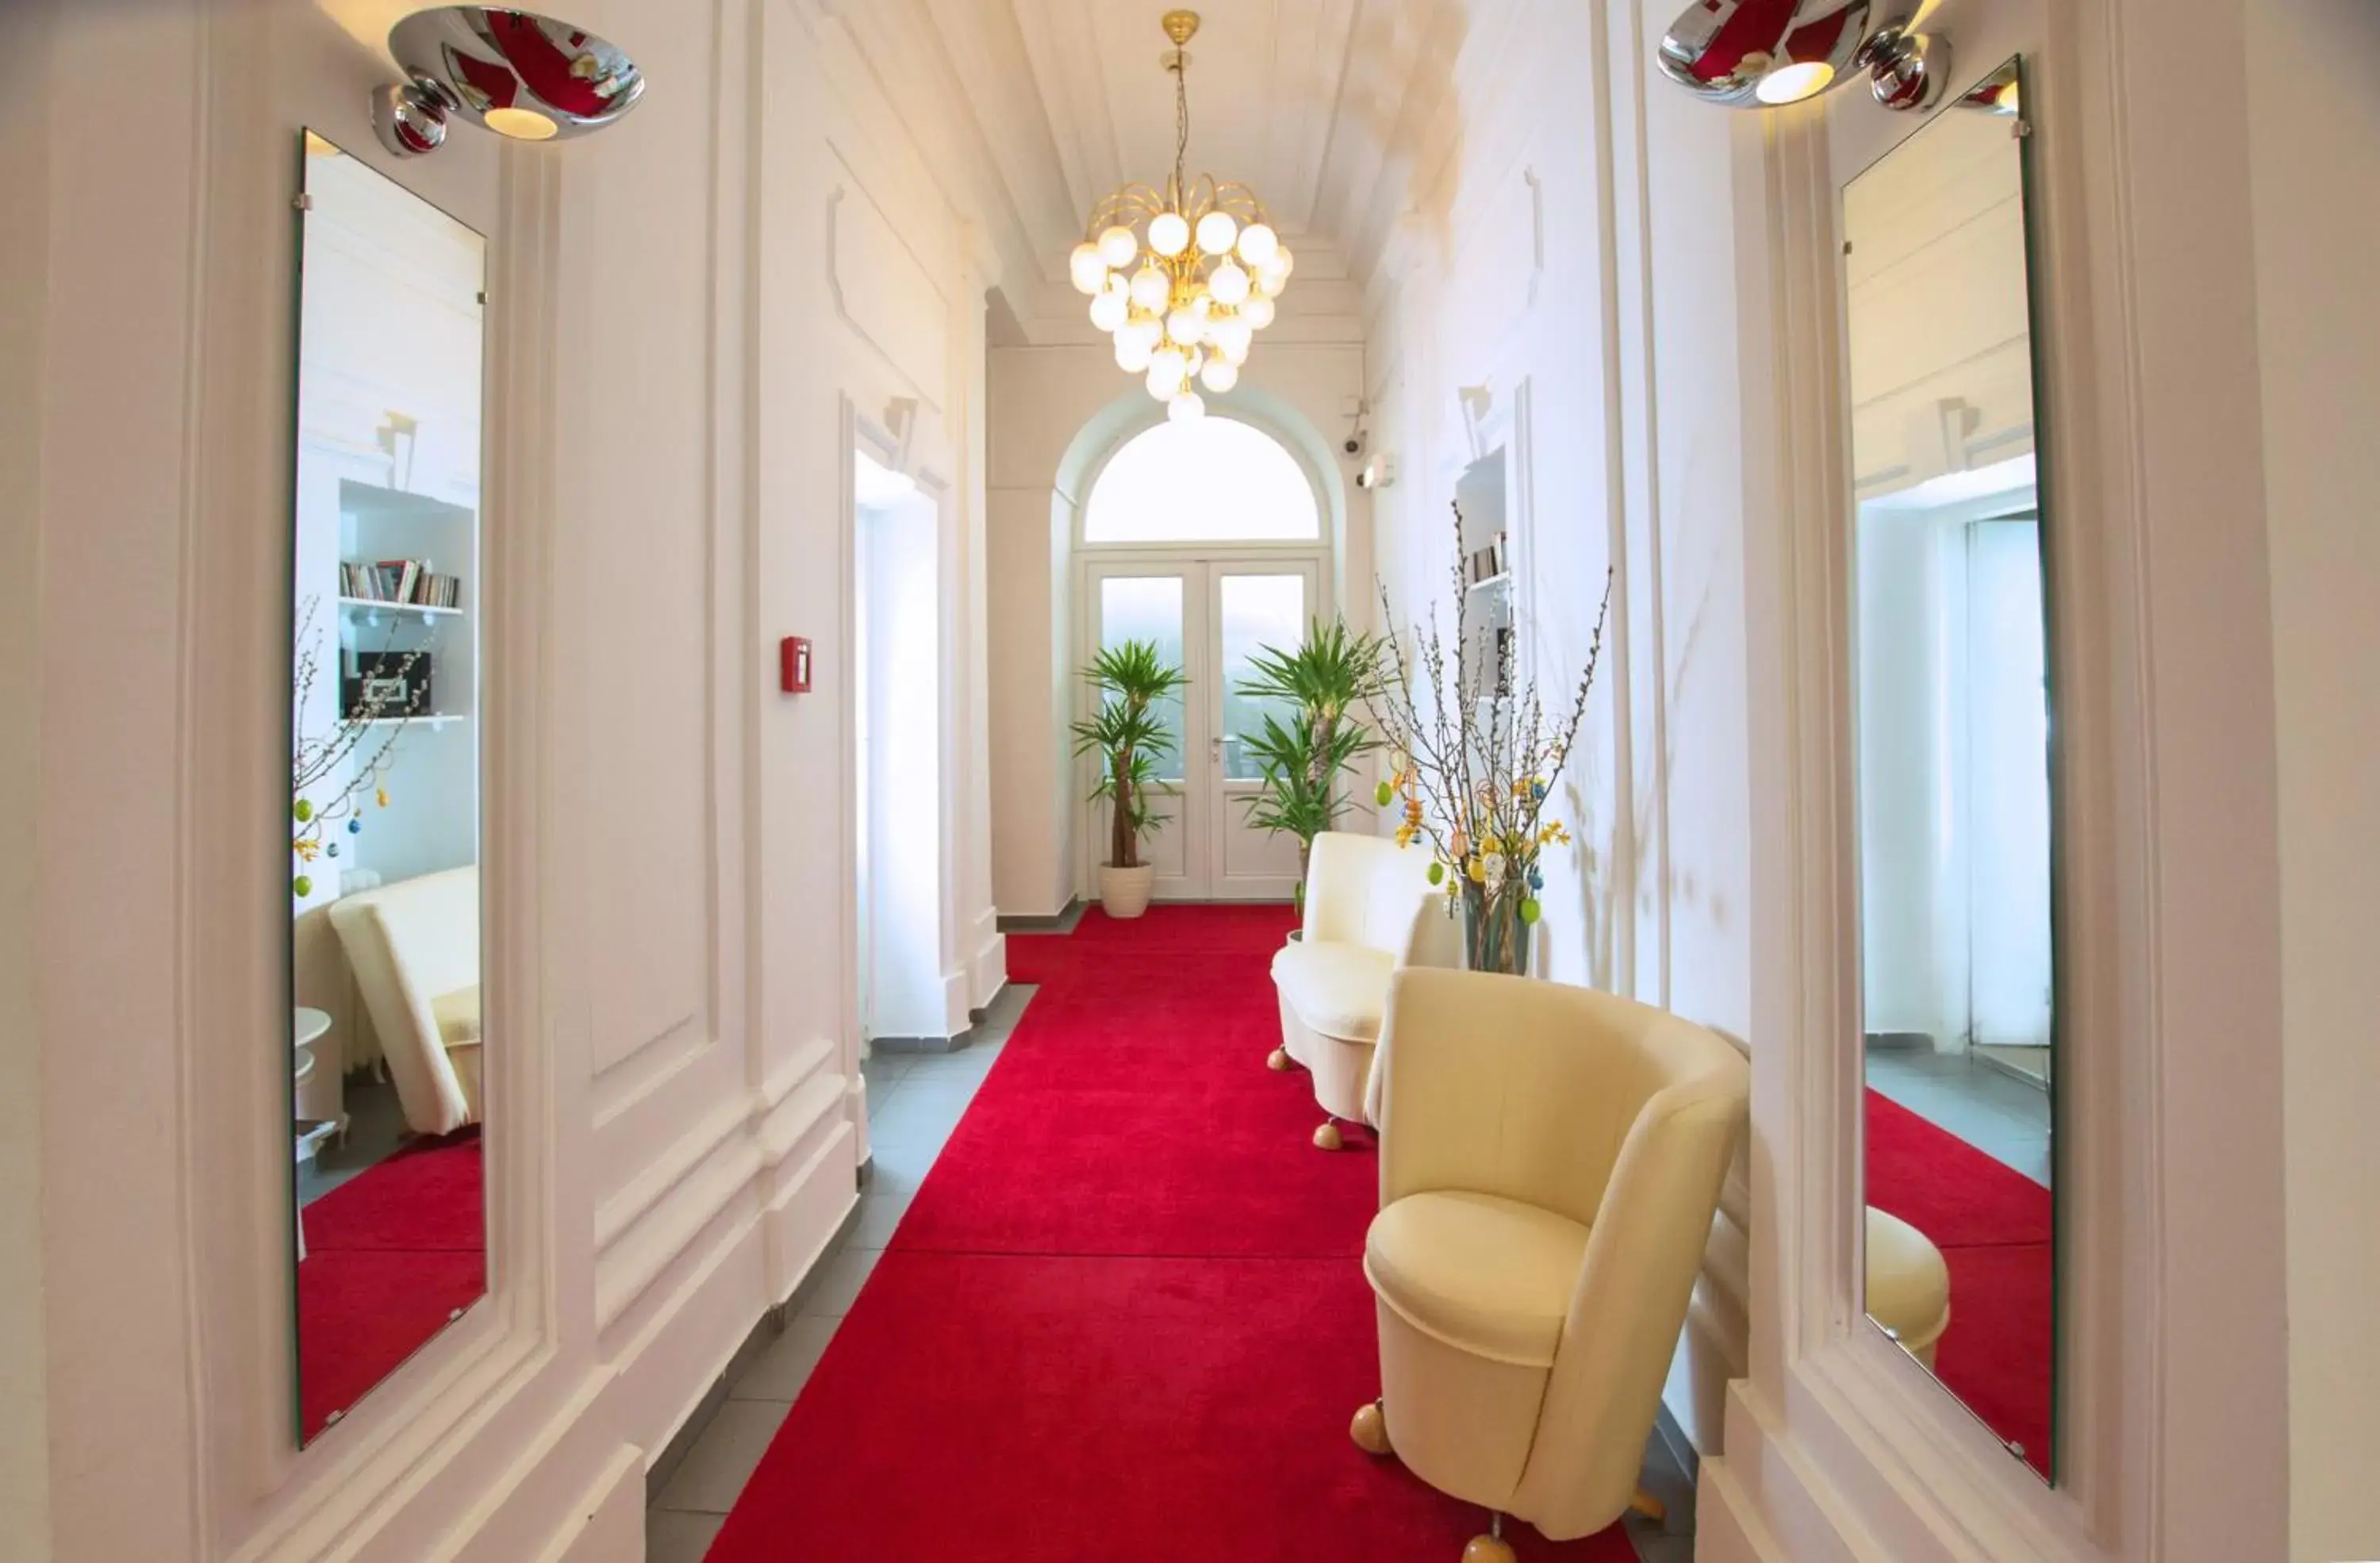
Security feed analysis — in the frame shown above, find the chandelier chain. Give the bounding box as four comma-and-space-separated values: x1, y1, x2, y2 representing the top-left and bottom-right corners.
1172, 52, 1191, 198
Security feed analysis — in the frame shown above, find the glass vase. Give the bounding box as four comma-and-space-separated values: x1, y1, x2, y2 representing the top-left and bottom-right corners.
1461, 883, 1532, 977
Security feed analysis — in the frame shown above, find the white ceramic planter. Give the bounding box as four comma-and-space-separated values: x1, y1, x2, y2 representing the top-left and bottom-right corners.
1099, 863, 1156, 919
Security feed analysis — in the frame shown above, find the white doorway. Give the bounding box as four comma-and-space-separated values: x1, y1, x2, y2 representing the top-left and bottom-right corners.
855, 449, 944, 1041
1077, 557, 1318, 902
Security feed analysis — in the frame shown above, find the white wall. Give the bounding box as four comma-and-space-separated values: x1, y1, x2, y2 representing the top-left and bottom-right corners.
2248, 2, 2380, 1557
985, 340, 1368, 916
0, 1, 999, 1558
1365, 0, 1760, 1451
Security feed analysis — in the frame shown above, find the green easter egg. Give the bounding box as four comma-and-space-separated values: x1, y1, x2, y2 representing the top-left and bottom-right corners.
1375, 780, 1394, 807
292, 798, 314, 824
1519, 898, 1542, 925
1426, 859, 1445, 885
292, 875, 314, 897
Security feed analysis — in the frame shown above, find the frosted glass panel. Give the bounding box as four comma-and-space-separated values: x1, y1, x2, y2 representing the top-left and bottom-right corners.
1099, 575, 1186, 782
1218, 574, 1307, 781
1083, 418, 1320, 543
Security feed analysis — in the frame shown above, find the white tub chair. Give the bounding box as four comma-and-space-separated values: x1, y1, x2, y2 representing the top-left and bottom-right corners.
1349, 967, 1749, 1561
328, 866, 482, 1136
1269, 831, 1457, 1149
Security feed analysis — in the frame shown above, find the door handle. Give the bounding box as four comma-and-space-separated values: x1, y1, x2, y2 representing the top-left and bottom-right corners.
1211, 736, 1223, 762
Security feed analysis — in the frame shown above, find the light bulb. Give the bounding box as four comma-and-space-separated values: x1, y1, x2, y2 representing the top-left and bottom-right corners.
484, 106, 559, 141
1208, 261, 1251, 306
1115, 335, 1154, 373
1149, 345, 1188, 392
1236, 223, 1280, 268
1755, 60, 1835, 105
1200, 357, 1239, 394
1166, 304, 1204, 345
1242, 294, 1277, 330
1089, 290, 1130, 332
1196, 210, 1239, 256
1220, 334, 1250, 367
1069, 244, 1108, 296
1098, 225, 1139, 268
1271, 246, 1296, 280
1169, 390, 1207, 423
1126, 314, 1165, 351
1210, 315, 1253, 361
1148, 211, 1192, 258
1129, 264, 1171, 313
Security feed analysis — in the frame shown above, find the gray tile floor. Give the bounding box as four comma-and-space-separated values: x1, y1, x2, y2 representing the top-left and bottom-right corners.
1867, 1046, 2052, 1186
645, 980, 1695, 1562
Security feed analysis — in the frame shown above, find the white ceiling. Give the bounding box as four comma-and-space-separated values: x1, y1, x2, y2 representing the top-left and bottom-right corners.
896, 0, 1476, 307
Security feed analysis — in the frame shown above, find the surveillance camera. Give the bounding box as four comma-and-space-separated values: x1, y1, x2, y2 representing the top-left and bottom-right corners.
1355, 455, 1396, 491
1344, 436, 1365, 456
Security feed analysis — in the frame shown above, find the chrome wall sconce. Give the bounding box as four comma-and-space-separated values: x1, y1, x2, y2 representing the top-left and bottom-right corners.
1656, 0, 1950, 112
373, 6, 644, 157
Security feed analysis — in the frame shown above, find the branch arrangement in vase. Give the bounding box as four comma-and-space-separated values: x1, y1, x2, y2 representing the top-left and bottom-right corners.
290, 595, 422, 897
1369, 502, 1611, 976
1070, 638, 1188, 920
1234, 616, 1386, 901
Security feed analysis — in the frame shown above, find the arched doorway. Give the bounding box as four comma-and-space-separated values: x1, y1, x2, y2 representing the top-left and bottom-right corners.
1073, 413, 1331, 902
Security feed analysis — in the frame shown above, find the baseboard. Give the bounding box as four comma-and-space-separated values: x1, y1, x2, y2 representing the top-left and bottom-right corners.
873, 983, 1022, 1054
996, 897, 1084, 933
643, 1197, 862, 1504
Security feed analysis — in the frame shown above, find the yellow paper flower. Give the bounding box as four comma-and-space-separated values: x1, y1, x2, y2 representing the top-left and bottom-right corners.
292, 837, 321, 862
376, 786, 390, 808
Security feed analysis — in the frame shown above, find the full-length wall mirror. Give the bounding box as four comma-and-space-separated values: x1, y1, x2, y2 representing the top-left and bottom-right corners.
1844, 59, 2059, 1480
287, 132, 488, 1443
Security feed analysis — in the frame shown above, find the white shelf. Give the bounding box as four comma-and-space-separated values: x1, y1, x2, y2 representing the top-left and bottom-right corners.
339, 595, 463, 619
1467, 572, 1511, 593
356, 713, 471, 729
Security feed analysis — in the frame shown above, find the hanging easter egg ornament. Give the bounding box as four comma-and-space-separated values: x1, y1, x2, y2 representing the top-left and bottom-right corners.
293, 798, 314, 823
1520, 898, 1542, 925
348, 818, 363, 834
1376, 780, 1394, 807
293, 875, 314, 897
1427, 859, 1445, 885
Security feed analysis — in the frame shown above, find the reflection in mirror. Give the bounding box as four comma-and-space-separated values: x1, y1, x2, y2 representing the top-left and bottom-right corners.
1454, 447, 1511, 704
288, 132, 487, 1443
1846, 59, 2057, 1480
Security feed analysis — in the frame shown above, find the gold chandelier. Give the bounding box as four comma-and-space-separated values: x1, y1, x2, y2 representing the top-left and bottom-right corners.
1069, 10, 1295, 422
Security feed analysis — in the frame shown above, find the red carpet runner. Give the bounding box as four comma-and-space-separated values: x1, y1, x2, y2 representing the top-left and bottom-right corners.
709, 905, 1636, 1561
1866, 1091, 2053, 1475
297, 1129, 486, 1438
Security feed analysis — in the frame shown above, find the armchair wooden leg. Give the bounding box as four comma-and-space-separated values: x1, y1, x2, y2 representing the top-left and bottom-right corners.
1349, 1398, 1391, 1455
1267, 1046, 1293, 1071
1630, 1487, 1668, 1525
1461, 1514, 1515, 1563
1313, 1119, 1344, 1150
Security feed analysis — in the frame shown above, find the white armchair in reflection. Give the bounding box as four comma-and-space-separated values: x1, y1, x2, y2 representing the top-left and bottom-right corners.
328, 866, 482, 1136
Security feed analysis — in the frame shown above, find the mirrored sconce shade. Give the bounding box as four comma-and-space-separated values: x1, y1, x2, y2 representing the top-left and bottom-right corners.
374, 6, 644, 159
1657, 0, 1951, 112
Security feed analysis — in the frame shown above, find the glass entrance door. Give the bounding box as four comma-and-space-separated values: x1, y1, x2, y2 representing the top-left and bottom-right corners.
1081, 559, 1319, 904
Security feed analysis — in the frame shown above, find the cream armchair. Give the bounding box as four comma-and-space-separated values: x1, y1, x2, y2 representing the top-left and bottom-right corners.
1350, 967, 1749, 1561
327, 866, 482, 1136
1269, 831, 1458, 1149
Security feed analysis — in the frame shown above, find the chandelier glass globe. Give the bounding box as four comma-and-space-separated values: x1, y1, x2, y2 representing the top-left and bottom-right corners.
1065, 11, 1292, 414
1169, 390, 1207, 423
1148, 211, 1192, 257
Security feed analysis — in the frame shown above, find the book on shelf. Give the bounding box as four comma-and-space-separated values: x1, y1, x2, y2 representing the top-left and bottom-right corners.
340, 559, 461, 609
1464, 532, 1510, 587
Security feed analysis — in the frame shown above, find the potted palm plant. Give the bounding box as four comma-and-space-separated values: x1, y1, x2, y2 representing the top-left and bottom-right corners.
1235, 617, 1384, 903
1071, 638, 1188, 920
